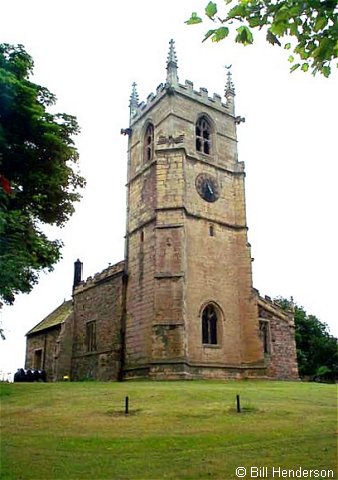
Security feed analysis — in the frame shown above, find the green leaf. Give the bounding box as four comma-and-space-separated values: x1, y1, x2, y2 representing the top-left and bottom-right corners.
314, 16, 328, 33
290, 63, 300, 72
235, 25, 254, 45
203, 29, 216, 42
284, 43, 291, 50
294, 44, 310, 60
185, 12, 203, 25
227, 3, 247, 19
270, 20, 288, 36
266, 30, 281, 46
333, 40, 338, 57
312, 37, 331, 62
275, 5, 289, 22
301, 63, 309, 72
322, 66, 331, 77
288, 55, 294, 62
211, 26, 230, 42
248, 16, 262, 28
289, 22, 299, 35
205, 1, 217, 19
288, 5, 301, 16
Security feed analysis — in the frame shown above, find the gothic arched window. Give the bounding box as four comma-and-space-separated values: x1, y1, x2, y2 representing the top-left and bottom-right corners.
202, 304, 218, 345
259, 320, 270, 354
144, 123, 154, 162
196, 116, 211, 155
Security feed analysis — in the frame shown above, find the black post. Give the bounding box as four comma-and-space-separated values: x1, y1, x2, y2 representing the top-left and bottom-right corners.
236, 394, 241, 413
125, 396, 129, 414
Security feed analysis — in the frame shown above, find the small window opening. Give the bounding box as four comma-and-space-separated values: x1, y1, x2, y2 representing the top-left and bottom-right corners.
209, 225, 214, 237
34, 349, 43, 370
140, 230, 144, 242
202, 304, 218, 345
259, 320, 270, 354
196, 117, 211, 155
144, 124, 154, 162
86, 321, 97, 352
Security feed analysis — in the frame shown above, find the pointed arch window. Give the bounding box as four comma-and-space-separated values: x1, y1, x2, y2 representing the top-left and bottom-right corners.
196, 116, 212, 155
86, 321, 97, 352
202, 304, 218, 345
144, 123, 154, 162
259, 320, 270, 354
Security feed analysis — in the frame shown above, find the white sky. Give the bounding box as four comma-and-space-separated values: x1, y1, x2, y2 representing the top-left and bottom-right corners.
1, 0, 337, 378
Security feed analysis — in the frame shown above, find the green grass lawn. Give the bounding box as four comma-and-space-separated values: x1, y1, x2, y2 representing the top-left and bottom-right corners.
1, 380, 337, 479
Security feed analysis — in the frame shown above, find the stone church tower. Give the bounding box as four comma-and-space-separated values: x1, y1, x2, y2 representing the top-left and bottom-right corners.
123, 40, 265, 379
25, 40, 298, 381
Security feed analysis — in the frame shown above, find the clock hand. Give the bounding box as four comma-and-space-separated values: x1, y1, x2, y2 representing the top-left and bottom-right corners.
206, 181, 214, 195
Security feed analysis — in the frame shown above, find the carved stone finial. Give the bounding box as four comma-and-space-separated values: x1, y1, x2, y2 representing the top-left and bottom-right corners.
166, 39, 179, 87
129, 82, 139, 118
224, 65, 236, 114
225, 67, 235, 97
167, 39, 178, 65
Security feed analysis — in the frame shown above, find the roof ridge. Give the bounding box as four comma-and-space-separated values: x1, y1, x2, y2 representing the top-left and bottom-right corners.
26, 299, 73, 336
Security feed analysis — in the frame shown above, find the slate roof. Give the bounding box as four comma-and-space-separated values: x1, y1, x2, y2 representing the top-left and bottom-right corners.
26, 300, 73, 336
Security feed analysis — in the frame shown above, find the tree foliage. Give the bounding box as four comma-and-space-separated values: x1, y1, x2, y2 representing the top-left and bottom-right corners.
0, 44, 85, 305
186, 0, 338, 76
276, 298, 338, 380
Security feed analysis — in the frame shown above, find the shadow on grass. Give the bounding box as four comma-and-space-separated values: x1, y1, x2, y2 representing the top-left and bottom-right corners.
105, 408, 143, 416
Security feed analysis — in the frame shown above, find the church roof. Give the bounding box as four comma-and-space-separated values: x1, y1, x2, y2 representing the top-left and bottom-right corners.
26, 300, 73, 336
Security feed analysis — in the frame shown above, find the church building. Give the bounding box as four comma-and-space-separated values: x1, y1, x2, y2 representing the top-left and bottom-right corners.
25, 40, 299, 381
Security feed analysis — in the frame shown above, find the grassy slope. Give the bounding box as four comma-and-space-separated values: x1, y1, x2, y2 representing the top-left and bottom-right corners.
1, 381, 337, 480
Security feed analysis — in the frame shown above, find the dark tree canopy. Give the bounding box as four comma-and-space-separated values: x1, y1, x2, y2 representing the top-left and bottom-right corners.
186, 0, 338, 76
0, 44, 85, 305
276, 297, 338, 380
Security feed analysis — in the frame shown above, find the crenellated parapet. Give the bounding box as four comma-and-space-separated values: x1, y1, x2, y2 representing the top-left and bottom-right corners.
129, 79, 232, 126
257, 295, 295, 327
73, 260, 125, 294
129, 39, 235, 126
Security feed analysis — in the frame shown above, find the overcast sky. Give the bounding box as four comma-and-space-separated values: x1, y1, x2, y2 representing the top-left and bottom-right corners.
1, 0, 337, 378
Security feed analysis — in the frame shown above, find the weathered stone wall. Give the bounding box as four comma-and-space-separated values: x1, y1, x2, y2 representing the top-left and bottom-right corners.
25, 327, 61, 381
54, 313, 74, 381
71, 262, 124, 381
124, 221, 156, 376
258, 298, 299, 379
125, 82, 265, 378
185, 218, 262, 367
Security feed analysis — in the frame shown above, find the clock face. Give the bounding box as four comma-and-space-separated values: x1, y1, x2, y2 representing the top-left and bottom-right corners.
195, 173, 220, 202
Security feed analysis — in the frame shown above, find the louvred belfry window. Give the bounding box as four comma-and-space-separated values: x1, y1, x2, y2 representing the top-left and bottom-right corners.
144, 124, 154, 162
196, 117, 211, 155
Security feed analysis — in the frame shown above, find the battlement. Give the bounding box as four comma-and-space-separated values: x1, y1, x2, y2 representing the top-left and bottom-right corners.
256, 293, 294, 325
130, 79, 230, 125
74, 260, 125, 294
129, 39, 235, 125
